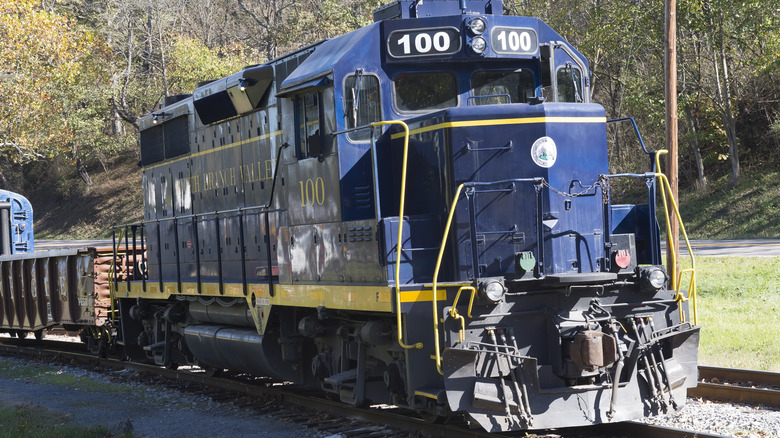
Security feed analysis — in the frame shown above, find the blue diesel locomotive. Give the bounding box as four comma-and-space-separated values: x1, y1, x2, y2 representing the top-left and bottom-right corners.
110, 0, 700, 431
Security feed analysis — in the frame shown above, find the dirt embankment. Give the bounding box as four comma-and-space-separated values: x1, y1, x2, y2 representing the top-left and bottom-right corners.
23, 155, 144, 239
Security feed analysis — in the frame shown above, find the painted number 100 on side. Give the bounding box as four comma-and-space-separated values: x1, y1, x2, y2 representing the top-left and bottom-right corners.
299, 177, 325, 207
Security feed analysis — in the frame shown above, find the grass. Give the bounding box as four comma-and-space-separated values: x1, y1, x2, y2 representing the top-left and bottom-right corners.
677, 171, 780, 239
684, 256, 780, 371
0, 359, 134, 396
0, 403, 122, 438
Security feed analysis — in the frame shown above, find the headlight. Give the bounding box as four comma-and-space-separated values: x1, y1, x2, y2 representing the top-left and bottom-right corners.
481, 280, 506, 302
639, 266, 667, 292
471, 36, 486, 54
469, 18, 486, 35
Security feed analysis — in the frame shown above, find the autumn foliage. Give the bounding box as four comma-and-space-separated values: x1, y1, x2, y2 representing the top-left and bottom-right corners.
0, 0, 108, 163
0, 0, 778, 191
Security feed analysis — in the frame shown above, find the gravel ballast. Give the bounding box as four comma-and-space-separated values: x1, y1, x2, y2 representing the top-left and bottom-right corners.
2, 350, 780, 437
642, 398, 780, 437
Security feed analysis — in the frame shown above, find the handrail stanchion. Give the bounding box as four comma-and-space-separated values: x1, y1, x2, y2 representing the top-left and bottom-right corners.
369, 120, 422, 351
124, 225, 131, 290
653, 150, 697, 324
215, 212, 223, 295
140, 223, 146, 289
154, 221, 163, 292
606, 156, 698, 325
431, 184, 466, 374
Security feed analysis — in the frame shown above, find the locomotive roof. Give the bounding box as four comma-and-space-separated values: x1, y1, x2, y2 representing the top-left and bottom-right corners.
278, 25, 376, 95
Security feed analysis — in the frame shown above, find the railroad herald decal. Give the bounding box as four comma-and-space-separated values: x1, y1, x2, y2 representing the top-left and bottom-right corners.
531, 136, 557, 168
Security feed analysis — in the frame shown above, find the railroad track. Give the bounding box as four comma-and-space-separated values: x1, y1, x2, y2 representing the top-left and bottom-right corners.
0, 337, 733, 438
689, 365, 780, 407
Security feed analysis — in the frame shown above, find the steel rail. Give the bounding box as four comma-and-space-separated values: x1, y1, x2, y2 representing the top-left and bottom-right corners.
689, 365, 780, 407
698, 365, 780, 386
0, 338, 737, 438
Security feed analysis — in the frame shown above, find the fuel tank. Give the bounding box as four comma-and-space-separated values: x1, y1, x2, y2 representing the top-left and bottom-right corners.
183, 324, 296, 381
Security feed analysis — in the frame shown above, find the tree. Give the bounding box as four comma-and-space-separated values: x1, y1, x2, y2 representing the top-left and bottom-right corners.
0, 0, 112, 184
235, 0, 381, 60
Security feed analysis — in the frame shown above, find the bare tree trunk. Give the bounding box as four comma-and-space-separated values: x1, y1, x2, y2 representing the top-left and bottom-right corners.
72, 144, 92, 186
683, 103, 707, 188
97, 151, 109, 173
720, 45, 739, 187
712, 19, 740, 188
143, 8, 153, 74
112, 23, 139, 132
0, 169, 8, 190
157, 14, 169, 96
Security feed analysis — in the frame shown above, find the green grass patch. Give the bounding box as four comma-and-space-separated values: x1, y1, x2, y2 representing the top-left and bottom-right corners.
677, 171, 780, 239
0, 403, 122, 438
685, 256, 780, 371
0, 359, 134, 396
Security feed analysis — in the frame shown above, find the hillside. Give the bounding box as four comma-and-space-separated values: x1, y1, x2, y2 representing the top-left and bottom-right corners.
25, 155, 143, 239
21, 154, 780, 240
679, 171, 780, 239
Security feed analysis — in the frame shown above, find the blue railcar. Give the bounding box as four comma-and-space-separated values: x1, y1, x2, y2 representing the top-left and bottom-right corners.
0, 190, 35, 255
116, 0, 700, 431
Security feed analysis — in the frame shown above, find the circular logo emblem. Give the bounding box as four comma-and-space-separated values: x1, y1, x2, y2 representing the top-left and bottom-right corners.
530, 136, 557, 168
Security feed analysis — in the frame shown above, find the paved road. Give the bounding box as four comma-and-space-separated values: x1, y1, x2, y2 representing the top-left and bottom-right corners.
35, 240, 113, 251
666, 239, 780, 257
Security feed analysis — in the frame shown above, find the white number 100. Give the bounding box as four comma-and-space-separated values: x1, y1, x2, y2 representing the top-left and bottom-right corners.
496, 30, 532, 52
397, 31, 451, 55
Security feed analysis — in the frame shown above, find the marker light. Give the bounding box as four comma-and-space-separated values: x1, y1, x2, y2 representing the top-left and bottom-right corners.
469, 18, 486, 35
471, 36, 486, 54
614, 249, 631, 269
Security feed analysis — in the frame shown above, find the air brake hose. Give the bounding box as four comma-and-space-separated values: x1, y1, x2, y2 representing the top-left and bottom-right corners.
607, 331, 626, 420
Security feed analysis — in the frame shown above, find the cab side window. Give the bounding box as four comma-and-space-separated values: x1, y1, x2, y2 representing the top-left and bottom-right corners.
556, 66, 583, 103
295, 91, 323, 158
344, 74, 381, 142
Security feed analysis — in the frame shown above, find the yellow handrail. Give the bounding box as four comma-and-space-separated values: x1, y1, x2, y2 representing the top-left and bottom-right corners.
654, 150, 698, 324
108, 228, 125, 326
430, 183, 467, 374
372, 120, 422, 350
449, 286, 477, 345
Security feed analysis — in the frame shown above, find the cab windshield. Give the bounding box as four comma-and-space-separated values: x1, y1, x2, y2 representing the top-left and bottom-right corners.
470, 70, 535, 105
393, 72, 457, 112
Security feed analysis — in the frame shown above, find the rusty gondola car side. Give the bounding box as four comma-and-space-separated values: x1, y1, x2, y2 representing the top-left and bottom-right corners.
0, 248, 131, 337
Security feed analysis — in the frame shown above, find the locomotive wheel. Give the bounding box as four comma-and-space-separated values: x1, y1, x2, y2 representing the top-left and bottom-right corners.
165, 362, 179, 370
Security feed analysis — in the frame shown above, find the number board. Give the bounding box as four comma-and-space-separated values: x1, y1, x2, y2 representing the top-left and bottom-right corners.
387, 27, 461, 59
490, 27, 538, 55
